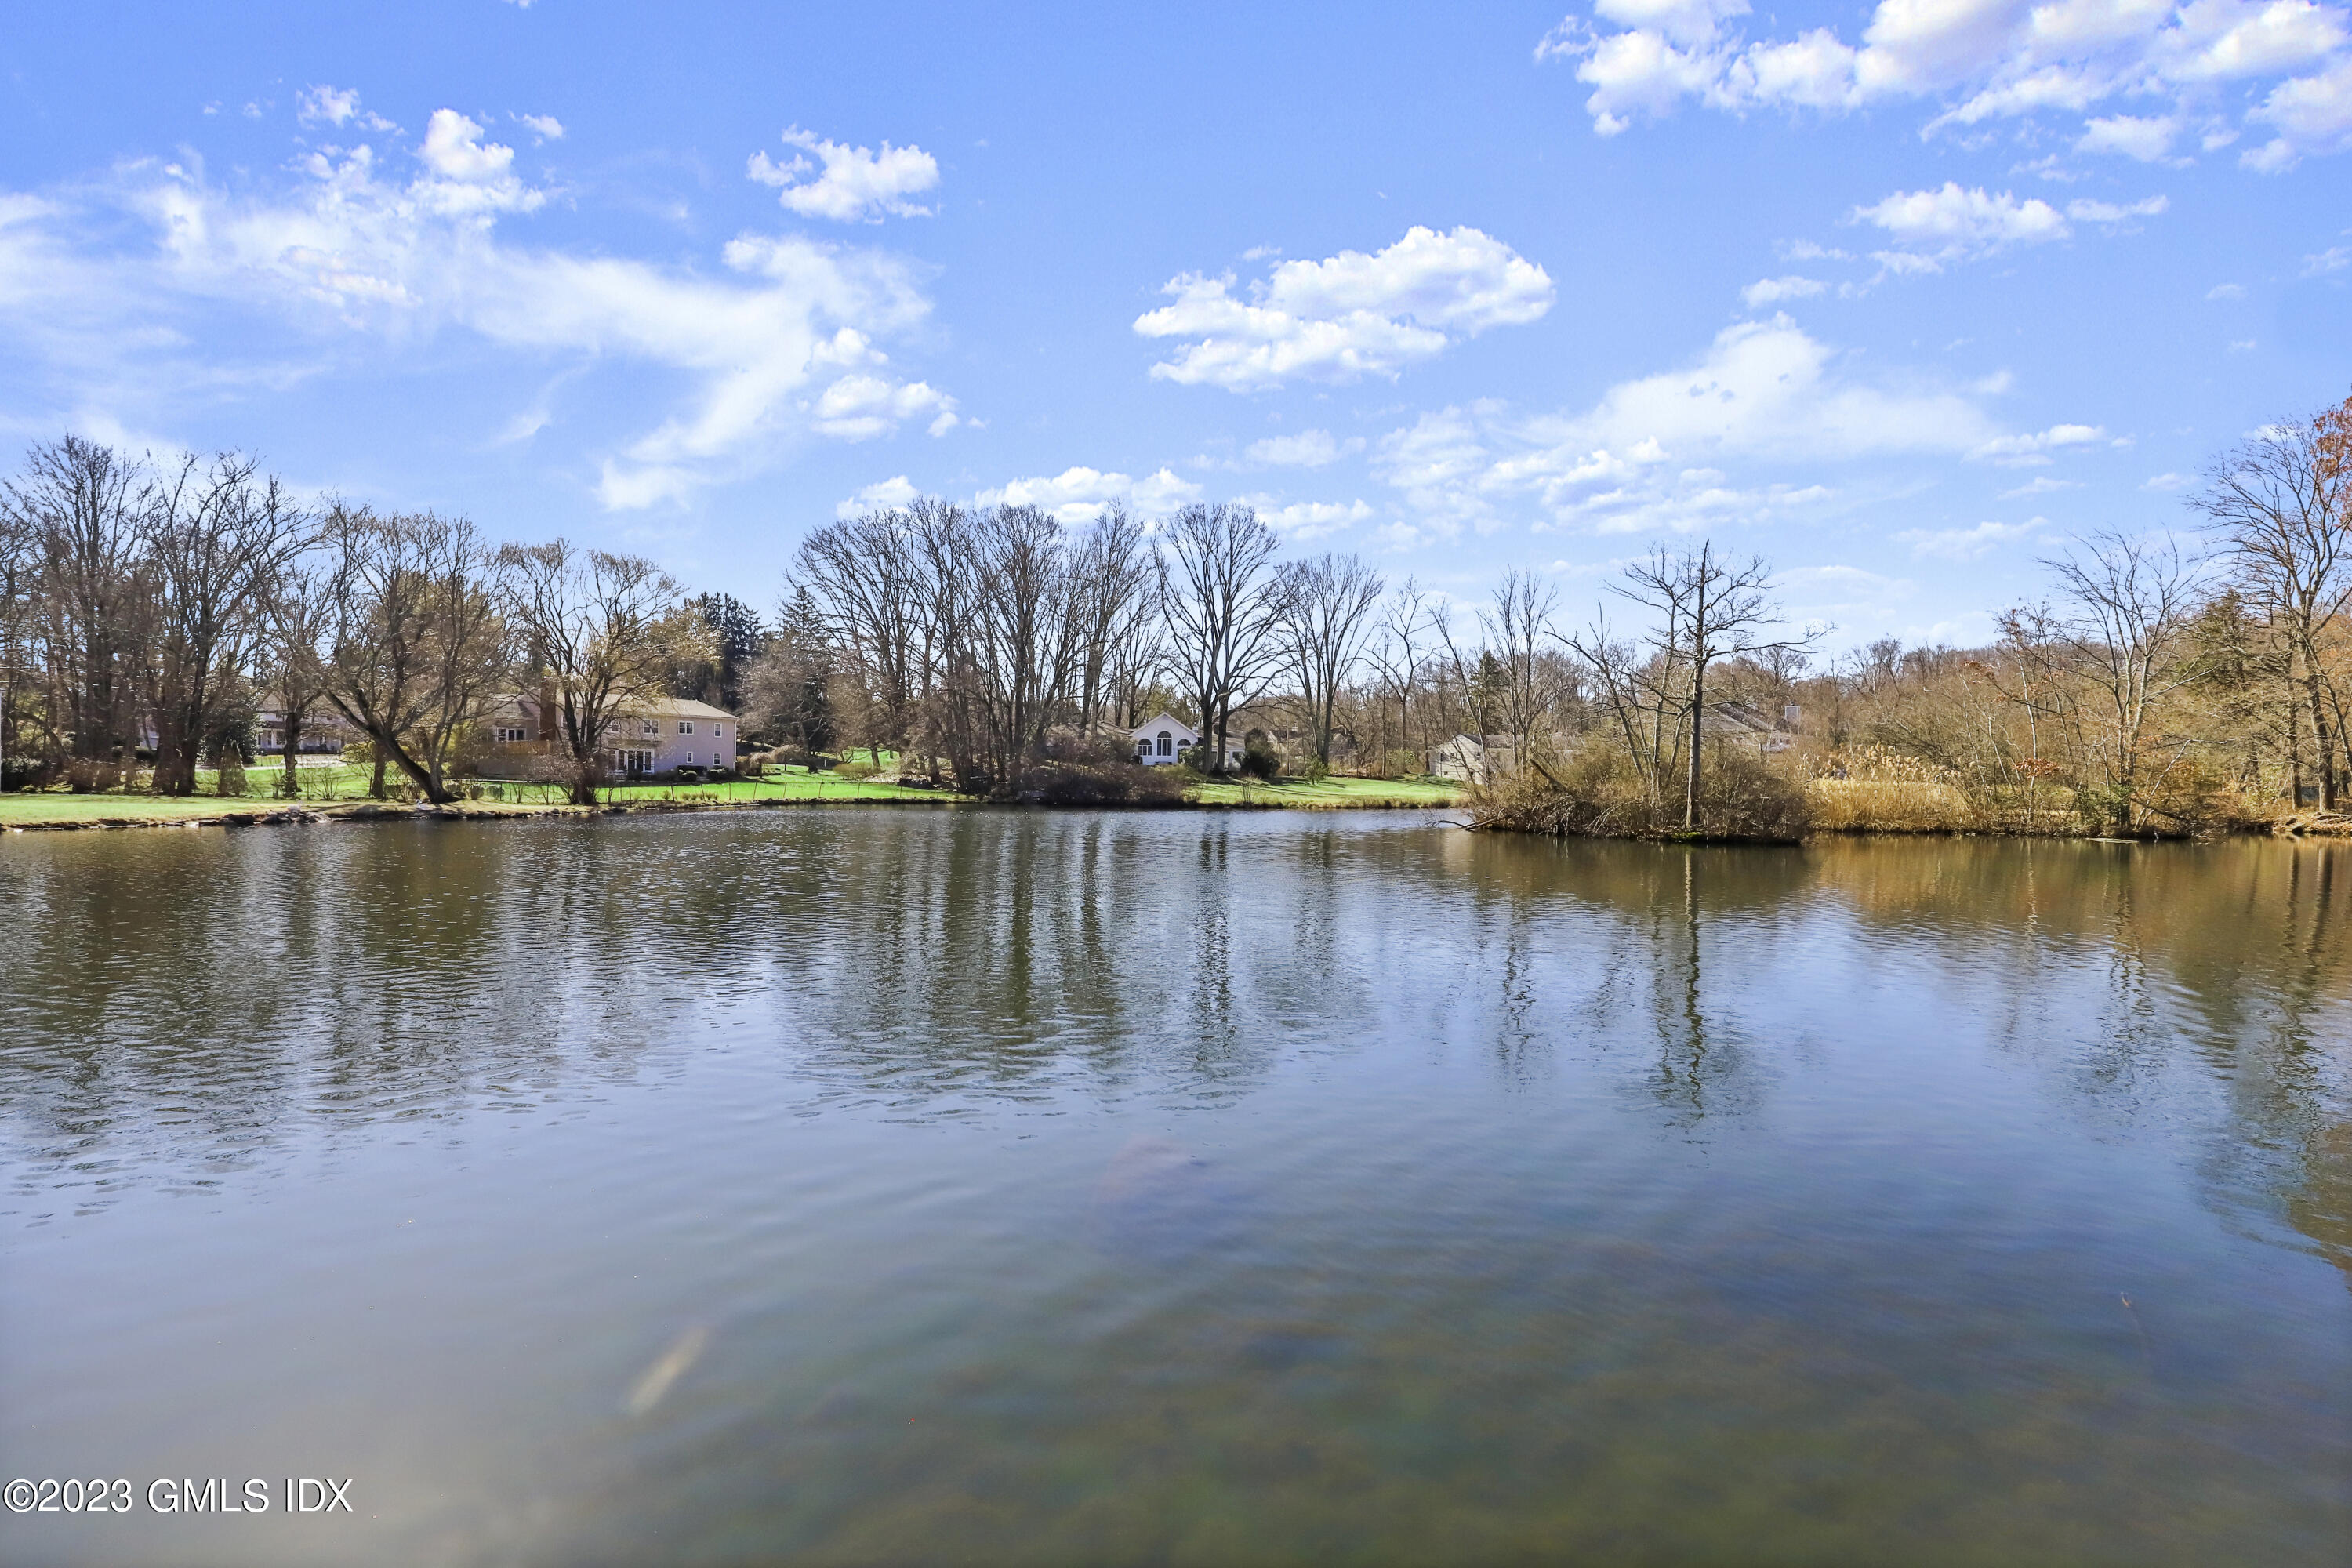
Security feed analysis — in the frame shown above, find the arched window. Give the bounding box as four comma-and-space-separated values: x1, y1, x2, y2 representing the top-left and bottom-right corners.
1156, 731, 1173, 756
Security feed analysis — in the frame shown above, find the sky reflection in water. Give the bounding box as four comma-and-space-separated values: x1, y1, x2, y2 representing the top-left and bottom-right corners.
0, 813, 2346, 1565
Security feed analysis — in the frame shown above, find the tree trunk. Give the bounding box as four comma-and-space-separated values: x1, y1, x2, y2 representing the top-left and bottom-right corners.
279, 713, 303, 798
1684, 659, 1704, 832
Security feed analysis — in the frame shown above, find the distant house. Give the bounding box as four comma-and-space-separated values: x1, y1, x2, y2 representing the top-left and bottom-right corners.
478, 691, 740, 779
253, 697, 354, 758
1705, 702, 1801, 753
1129, 712, 1243, 769
1430, 733, 1519, 784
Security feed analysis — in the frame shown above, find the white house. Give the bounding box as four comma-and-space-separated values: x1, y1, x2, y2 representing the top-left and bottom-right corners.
481, 692, 740, 778
1129, 712, 1243, 769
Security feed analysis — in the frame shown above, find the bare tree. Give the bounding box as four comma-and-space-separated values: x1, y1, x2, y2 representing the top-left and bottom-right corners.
2043, 530, 2207, 834
318, 507, 510, 803
499, 539, 699, 804
259, 554, 338, 799
1480, 569, 1563, 767
1159, 503, 1287, 774
796, 507, 928, 760
2197, 394, 2352, 807
143, 452, 311, 795
1071, 503, 1157, 735
1367, 578, 1429, 773
1613, 542, 1817, 831
1277, 552, 1384, 768
2, 437, 152, 768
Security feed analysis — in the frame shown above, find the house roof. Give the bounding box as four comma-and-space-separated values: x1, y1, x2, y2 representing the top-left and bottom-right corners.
1131, 712, 1197, 737
502, 691, 737, 722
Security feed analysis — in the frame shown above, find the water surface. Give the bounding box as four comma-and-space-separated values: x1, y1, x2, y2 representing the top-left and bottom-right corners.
1, 812, 2346, 1564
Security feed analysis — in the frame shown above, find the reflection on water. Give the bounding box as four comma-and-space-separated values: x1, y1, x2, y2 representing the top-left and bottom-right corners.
0, 814, 2346, 1565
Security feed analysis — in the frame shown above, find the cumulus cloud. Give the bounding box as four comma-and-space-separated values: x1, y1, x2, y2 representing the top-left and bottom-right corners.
975, 466, 1202, 524
0, 117, 958, 510
1853, 183, 2071, 263
1968, 423, 2107, 465
517, 113, 564, 143
1133, 226, 1554, 392
1370, 316, 2013, 539
748, 126, 938, 222
1895, 516, 2051, 560
836, 475, 920, 518
296, 85, 397, 134
2078, 113, 2181, 159
1240, 496, 1377, 538
1740, 274, 1827, 307
1537, 0, 2352, 171
1999, 474, 2082, 498
1245, 429, 1362, 466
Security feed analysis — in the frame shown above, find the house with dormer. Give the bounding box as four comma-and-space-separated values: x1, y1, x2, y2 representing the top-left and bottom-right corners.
1129, 712, 1243, 770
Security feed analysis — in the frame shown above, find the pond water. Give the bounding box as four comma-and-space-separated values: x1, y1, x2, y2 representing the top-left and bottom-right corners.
0, 811, 2346, 1566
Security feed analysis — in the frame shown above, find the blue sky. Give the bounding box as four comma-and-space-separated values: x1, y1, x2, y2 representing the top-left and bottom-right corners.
2, 2, 2346, 648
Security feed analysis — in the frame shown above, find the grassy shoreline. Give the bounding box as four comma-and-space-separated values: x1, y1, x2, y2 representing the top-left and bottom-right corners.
0, 768, 1464, 831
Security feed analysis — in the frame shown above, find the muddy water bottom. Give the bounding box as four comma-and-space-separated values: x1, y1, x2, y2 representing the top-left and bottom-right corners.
1, 814, 2346, 1564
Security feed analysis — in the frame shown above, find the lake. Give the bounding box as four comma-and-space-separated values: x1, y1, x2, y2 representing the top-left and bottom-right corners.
1, 811, 2346, 1565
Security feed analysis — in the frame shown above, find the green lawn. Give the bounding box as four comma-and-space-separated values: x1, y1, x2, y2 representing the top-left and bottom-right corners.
1185, 774, 1461, 808
3, 763, 1457, 829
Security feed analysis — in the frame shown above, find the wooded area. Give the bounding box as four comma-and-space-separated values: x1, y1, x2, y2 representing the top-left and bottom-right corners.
3, 390, 2345, 829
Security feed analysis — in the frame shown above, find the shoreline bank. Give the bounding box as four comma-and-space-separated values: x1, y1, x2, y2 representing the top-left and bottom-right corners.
1, 789, 1463, 833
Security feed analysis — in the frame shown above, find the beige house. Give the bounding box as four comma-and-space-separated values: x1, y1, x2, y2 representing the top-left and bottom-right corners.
480, 691, 740, 779
1430, 734, 1519, 784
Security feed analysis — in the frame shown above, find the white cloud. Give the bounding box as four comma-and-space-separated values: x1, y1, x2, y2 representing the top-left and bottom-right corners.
1240, 496, 1377, 538
2304, 243, 2352, 272
836, 475, 920, 518
1538, 0, 2352, 171
2207, 281, 2248, 297
2244, 55, 2352, 167
1371, 317, 2006, 539
1968, 423, 2107, 464
810, 374, 958, 441
975, 466, 1203, 524
517, 113, 564, 143
296, 85, 397, 134
748, 127, 938, 222
2065, 194, 2169, 221
298, 86, 361, 127
1895, 516, 2051, 560
1740, 274, 1826, 306
1853, 183, 2070, 263
1245, 429, 1362, 466
1999, 474, 2082, 498
0, 121, 956, 510
2143, 470, 2191, 488
2077, 113, 2180, 159
1132, 225, 1555, 392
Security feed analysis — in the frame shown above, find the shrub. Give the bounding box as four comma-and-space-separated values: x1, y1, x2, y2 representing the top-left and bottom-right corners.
1471, 743, 1809, 842
833, 759, 877, 782
2, 756, 49, 791
1011, 760, 1188, 805
1238, 734, 1280, 781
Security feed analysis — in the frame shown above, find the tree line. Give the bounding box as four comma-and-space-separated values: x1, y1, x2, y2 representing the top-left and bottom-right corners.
5, 389, 2344, 829
0, 436, 706, 806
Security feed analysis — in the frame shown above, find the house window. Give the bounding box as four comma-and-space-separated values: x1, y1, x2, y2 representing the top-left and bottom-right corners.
642, 720, 658, 736
678, 720, 695, 735
713, 724, 724, 738
494, 726, 526, 744
1156, 731, 1172, 756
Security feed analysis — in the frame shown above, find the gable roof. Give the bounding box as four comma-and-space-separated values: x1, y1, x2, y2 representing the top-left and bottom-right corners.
1131, 712, 1197, 737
